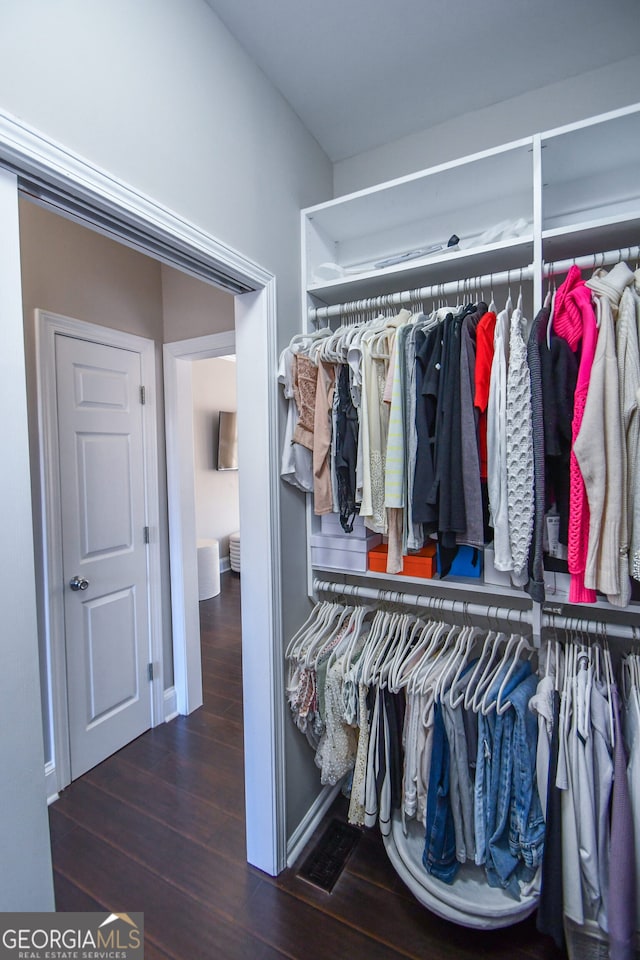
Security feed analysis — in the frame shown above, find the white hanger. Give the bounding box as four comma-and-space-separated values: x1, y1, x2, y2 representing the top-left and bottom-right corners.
417, 624, 460, 696
302, 602, 351, 667
495, 634, 534, 715
471, 632, 509, 713
288, 325, 332, 351
602, 641, 616, 748
396, 617, 441, 689
449, 627, 482, 708
433, 626, 467, 701
404, 619, 449, 694
324, 604, 363, 671
379, 614, 412, 689
286, 600, 331, 660
479, 633, 521, 715
340, 605, 375, 676
354, 608, 385, 685
463, 630, 496, 710
368, 612, 401, 687
437, 626, 475, 704
359, 610, 395, 686
388, 617, 424, 693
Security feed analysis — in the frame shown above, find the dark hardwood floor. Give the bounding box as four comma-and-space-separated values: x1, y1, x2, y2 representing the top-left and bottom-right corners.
50, 572, 566, 959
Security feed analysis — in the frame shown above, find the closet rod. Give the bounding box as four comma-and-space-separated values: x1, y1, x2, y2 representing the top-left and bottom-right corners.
309, 265, 533, 323
313, 578, 533, 631
308, 243, 640, 323
541, 613, 640, 643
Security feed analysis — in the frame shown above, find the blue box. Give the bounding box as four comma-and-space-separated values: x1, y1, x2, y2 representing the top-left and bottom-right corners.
437, 544, 482, 578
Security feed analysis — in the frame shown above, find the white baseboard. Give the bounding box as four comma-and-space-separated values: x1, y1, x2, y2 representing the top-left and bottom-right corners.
286, 783, 342, 868
220, 555, 230, 573
45, 760, 59, 805
164, 685, 178, 722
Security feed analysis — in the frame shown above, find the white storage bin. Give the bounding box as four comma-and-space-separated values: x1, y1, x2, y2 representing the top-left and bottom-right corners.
319, 513, 371, 539
483, 546, 512, 587
310, 531, 382, 572
197, 539, 221, 600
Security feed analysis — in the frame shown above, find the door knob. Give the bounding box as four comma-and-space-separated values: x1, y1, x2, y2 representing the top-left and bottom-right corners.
69, 576, 90, 591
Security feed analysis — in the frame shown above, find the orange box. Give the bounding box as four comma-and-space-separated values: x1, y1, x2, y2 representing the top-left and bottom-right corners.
368, 542, 389, 572
368, 542, 436, 578
403, 543, 436, 578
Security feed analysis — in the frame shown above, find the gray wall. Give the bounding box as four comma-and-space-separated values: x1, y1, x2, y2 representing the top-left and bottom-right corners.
192, 357, 240, 558
334, 54, 640, 195
0, 0, 332, 904
161, 264, 235, 342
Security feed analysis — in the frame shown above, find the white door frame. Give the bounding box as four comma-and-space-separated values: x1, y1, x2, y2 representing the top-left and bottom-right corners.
0, 108, 287, 876
35, 310, 164, 793
163, 329, 236, 715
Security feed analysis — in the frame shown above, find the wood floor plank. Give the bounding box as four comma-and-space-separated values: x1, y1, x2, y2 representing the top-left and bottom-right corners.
145, 750, 243, 813
84, 753, 240, 842
345, 832, 414, 898
52, 823, 273, 960
48, 577, 564, 960
176, 708, 245, 752
246, 879, 414, 960
51, 784, 260, 919
53, 869, 107, 912
274, 861, 537, 960
150, 715, 242, 769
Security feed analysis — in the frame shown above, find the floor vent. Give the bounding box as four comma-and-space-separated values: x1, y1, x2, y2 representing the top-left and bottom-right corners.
297, 819, 361, 892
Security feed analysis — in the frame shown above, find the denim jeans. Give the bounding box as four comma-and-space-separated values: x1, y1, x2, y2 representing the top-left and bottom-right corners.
486, 672, 543, 899
474, 659, 532, 871
423, 700, 459, 883
509, 672, 545, 872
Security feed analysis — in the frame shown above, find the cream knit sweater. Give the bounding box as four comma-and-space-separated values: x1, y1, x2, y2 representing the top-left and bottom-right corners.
574, 264, 634, 599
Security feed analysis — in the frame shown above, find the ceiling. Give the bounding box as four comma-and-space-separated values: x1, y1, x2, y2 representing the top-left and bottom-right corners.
204, 0, 638, 162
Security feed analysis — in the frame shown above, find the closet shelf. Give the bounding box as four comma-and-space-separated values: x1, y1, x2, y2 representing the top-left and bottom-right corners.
383, 814, 538, 929
542, 214, 640, 263
307, 237, 534, 307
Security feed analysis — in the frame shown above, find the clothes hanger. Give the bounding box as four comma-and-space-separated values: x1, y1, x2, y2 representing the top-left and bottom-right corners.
544, 635, 552, 679
495, 633, 534, 715
479, 632, 521, 715
322, 603, 360, 671
354, 608, 387, 685
286, 600, 330, 660
340, 604, 376, 675
379, 613, 413, 689
471, 631, 510, 712
369, 611, 403, 687
448, 626, 481, 707
417, 623, 460, 696
288, 324, 332, 349
463, 629, 497, 710
404, 615, 451, 693
302, 602, 350, 667
388, 617, 425, 693
602, 638, 616, 747
434, 625, 469, 701
360, 609, 398, 687
397, 617, 441, 689
554, 635, 563, 694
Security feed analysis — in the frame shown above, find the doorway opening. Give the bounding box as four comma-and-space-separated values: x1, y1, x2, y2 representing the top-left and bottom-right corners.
4, 111, 287, 878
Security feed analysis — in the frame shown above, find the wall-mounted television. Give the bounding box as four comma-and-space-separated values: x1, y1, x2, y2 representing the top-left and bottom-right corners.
217, 410, 238, 470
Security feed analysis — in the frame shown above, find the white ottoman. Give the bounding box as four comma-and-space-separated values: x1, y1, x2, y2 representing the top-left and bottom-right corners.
197, 538, 221, 600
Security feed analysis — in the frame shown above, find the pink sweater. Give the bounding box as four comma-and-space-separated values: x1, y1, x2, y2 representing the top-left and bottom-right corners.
552, 266, 598, 603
